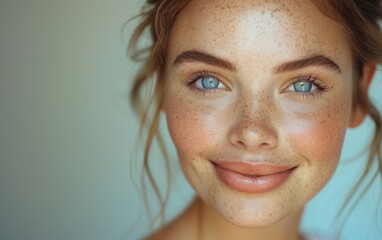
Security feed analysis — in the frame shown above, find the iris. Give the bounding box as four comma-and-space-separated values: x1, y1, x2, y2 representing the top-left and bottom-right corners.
293, 81, 313, 92
201, 77, 220, 89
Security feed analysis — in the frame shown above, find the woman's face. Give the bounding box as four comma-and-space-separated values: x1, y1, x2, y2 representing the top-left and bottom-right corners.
164, 0, 354, 227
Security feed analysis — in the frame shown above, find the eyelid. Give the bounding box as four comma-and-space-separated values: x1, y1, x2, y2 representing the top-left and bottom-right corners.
282, 75, 328, 93
186, 71, 230, 90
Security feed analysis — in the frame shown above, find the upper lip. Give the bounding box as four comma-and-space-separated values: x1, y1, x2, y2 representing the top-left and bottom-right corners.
210, 160, 296, 176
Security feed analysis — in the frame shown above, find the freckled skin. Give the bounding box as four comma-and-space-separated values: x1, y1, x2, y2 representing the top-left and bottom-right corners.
164, 0, 354, 230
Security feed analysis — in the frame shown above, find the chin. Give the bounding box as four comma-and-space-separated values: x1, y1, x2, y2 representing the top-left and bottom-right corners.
203, 193, 297, 228
220, 208, 290, 228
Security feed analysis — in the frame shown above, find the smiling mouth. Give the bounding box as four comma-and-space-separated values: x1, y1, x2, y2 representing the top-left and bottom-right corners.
247, 174, 262, 178
227, 168, 293, 178
211, 160, 297, 194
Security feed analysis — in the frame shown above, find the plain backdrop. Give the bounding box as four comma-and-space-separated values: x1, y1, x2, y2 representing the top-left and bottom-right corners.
1, 1, 381, 240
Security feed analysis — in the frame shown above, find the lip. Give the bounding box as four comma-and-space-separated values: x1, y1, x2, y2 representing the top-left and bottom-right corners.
211, 161, 296, 194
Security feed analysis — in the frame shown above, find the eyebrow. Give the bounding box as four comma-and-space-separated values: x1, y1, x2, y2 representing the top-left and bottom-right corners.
173, 50, 341, 74
173, 50, 237, 71
275, 55, 342, 74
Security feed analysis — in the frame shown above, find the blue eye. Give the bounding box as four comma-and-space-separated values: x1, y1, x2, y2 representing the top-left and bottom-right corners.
283, 75, 328, 96
195, 76, 223, 89
293, 81, 314, 92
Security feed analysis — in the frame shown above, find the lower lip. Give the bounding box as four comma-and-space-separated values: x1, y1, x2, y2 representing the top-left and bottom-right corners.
213, 164, 295, 194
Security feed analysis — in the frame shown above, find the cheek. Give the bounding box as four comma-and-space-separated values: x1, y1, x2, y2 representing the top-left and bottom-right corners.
165, 94, 225, 196
165, 94, 220, 159
284, 96, 350, 166
278, 95, 352, 200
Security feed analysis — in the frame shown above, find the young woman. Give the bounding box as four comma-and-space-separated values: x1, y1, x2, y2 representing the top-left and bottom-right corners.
128, 0, 382, 239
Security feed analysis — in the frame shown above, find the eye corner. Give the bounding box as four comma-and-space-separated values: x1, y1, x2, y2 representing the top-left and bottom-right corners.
188, 71, 230, 89
280, 74, 330, 97
183, 70, 233, 96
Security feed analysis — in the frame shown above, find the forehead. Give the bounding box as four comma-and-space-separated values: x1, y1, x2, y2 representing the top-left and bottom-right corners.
168, 0, 351, 70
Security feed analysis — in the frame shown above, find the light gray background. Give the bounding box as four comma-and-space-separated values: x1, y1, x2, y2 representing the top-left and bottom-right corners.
1, 1, 381, 240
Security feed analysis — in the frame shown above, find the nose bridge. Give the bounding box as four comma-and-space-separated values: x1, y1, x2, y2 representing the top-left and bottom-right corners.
229, 90, 277, 151
238, 89, 271, 123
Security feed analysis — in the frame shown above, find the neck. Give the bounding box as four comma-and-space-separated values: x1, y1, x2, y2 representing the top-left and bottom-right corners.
192, 197, 303, 240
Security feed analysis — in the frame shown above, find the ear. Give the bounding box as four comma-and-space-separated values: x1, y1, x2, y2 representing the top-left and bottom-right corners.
348, 63, 376, 128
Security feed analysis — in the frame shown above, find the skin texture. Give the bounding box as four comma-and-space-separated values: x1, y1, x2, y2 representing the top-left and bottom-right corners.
159, 0, 361, 239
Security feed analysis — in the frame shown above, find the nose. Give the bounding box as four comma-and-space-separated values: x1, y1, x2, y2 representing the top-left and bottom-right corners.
228, 100, 278, 152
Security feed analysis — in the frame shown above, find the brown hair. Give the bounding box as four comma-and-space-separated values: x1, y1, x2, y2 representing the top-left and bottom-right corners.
128, 0, 190, 227
128, 0, 382, 233
311, 0, 382, 234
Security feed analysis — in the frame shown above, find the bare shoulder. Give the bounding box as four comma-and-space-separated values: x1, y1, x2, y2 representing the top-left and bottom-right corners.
144, 199, 199, 240
144, 223, 178, 240
144, 218, 195, 240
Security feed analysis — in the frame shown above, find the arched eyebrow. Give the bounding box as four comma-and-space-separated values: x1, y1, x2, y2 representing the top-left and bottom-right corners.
275, 55, 342, 74
173, 50, 341, 74
173, 50, 237, 71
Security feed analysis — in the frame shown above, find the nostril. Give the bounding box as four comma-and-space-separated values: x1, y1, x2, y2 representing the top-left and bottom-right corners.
227, 118, 278, 151
236, 140, 246, 148
259, 142, 273, 149
229, 128, 278, 151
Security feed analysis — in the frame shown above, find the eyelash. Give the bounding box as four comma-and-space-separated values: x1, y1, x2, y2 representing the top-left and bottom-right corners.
286, 75, 329, 98
185, 72, 329, 98
185, 71, 226, 95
